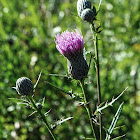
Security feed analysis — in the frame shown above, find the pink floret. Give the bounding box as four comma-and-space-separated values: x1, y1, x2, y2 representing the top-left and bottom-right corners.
55, 30, 84, 57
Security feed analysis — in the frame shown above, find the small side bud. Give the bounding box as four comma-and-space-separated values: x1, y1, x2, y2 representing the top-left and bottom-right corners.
36, 103, 43, 110
15, 77, 34, 96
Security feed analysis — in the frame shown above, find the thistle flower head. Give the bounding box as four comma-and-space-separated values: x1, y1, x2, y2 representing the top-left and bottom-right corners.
55, 30, 89, 80
15, 77, 34, 96
55, 30, 84, 59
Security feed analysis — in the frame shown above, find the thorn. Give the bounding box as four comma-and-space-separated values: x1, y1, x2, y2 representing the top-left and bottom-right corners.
98, 30, 102, 33
28, 111, 37, 117
112, 96, 114, 100
12, 87, 16, 89
98, 111, 103, 115
105, 101, 108, 105
44, 109, 52, 116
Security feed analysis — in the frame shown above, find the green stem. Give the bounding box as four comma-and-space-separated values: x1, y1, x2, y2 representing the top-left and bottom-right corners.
95, 33, 102, 140
80, 80, 98, 140
91, 23, 102, 140
94, 33, 101, 103
28, 96, 58, 140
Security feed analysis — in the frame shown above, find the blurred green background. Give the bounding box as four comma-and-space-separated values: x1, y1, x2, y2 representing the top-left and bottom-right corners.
0, 0, 140, 139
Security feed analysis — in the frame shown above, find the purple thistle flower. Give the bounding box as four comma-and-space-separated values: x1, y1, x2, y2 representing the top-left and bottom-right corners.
55, 30, 89, 80
55, 30, 84, 59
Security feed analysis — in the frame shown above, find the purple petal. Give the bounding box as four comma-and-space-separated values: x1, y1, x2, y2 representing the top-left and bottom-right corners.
55, 30, 84, 57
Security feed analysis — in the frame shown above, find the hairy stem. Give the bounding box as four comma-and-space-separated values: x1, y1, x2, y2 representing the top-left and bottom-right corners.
80, 80, 98, 140
28, 96, 57, 140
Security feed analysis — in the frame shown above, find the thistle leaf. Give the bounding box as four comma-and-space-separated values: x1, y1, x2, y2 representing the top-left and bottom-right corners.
51, 117, 73, 130
28, 111, 37, 117
111, 134, 126, 140
45, 81, 73, 97
42, 97, 45, 106
34, 71, 42, 89
47, 73, 68, 78
57, 117, 73, 125
9, 98, 29, 104
44, 109, 52, 117
105, 102, 124, 140
17, 102, 29, 106
94, 87, 128, 115
97, 0, 103, 12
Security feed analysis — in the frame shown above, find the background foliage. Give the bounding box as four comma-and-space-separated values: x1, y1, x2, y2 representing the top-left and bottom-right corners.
0, 0, 140, 139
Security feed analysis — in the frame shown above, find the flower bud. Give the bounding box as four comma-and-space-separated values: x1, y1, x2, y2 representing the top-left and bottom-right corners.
15, 77, 34, 96
77, 0, 96, 22
77, 0, 91, 17
81, 8, 95, 22
36, 103, 43, 110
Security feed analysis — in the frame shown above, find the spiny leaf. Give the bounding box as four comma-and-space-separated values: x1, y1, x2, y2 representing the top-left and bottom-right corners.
17, 102, 29, 106
9, 98, 22, 101
94, 87, 128, 115
82, 137, 96, 140
57, 117, 73, 125
28, 111, 37, 117
45, 81, 73, 97
44, 109, 52, 117
97, 30, 102, 33
47, 73, 68, 78
34, 71, 42, 89
9, 98, 29, 104
112, 134, 126, 140
114, 125, 125, 130
97, 0, 103, 12
105, 102, 124, 140
51, 117, 73, 130
42, 97, 45, 106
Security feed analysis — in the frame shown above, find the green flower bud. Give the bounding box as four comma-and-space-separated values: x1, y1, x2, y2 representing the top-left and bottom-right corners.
81, 8, 95, 22
77, 0, 91, 17
36, 103, 43, 110
77, 0, 97, 22
15, 77, 34, 96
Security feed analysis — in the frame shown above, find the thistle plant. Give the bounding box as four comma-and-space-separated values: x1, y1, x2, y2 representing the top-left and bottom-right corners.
11, 0, 128, 140
55, 29, 97, 138
76, 0, 127, 140
12, 76, 58, 140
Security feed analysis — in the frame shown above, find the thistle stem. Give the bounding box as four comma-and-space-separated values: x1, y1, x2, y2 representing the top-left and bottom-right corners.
80, 80, 98, 140
95, 33, 102, 140
28, 96, 57, 140
91, 23, 102, 140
